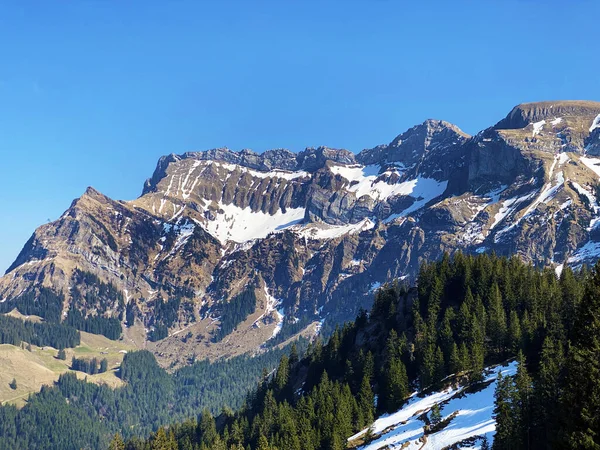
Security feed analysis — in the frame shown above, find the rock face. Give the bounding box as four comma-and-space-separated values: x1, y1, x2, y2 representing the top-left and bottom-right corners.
3, 100, 600, 366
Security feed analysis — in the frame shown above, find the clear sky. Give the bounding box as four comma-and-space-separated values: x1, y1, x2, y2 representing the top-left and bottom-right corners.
0, 0, 598, 273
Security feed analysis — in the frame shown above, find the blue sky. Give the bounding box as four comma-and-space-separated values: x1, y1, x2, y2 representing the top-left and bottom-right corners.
0, 0, 598, 273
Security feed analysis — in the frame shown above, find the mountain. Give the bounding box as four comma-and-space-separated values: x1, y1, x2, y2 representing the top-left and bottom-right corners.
2, 100, 600, 366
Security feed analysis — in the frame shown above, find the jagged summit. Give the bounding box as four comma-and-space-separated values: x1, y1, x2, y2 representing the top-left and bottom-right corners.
143, 120, 468, 195
357, 119, 469, 168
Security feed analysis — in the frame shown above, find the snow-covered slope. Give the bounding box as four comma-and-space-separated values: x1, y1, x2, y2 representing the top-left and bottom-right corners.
350, 362, 517, 450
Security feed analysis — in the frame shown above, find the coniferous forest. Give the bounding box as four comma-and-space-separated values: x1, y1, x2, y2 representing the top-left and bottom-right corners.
0, 342, 303, 449
124, 253, 599, 450
1, 253, 600, 449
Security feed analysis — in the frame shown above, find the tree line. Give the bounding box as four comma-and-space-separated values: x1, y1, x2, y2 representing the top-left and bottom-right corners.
0, 314, 80, 349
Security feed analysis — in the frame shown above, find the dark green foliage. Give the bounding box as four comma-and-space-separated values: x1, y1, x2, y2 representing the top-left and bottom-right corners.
71, 356, 108, 375
1, 273, 125, 340
493, 261, 600, 450
57, 348, 67, 360
9, 378, 17, 390
0, 314, 80, 349
2, 252, 600, 449
140, 252, 598, 450
561, 262, 600, 449
212, 289, 257, 342
0, 342, 304, 450
0, 288, 64, 322
147, 296, 181, 342
65, 307, 122, 340
430, 403, 441, 426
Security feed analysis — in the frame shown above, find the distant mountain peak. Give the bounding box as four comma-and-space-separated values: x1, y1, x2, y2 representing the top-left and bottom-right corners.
495, 100, 600, 130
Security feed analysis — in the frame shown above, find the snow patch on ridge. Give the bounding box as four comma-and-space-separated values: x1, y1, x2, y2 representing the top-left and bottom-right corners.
296, 217, 375, 240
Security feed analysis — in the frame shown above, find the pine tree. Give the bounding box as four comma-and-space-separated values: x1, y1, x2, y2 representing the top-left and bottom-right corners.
152, 428, 177, 450
493, 372, 518, 450
430, 403, 442, 426
532, 336, 564, 448
198, 408, 217, 447
449, 342, 461, 375
507, 310, 522, 353
433, 346, 446, 384
57, 348, 66, 360
274, 355, 289, 393
9, 378, 17, 390
108, 433, 125, 450
357, 375, 374, 428
481, 435, 490, 450
561, 263, 600, 448
383, 357, 409, 413
487, 283, 507, 355
514, 351, 533, 449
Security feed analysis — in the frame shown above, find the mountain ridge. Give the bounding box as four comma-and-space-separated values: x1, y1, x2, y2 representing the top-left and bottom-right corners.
2, 100, 600, 367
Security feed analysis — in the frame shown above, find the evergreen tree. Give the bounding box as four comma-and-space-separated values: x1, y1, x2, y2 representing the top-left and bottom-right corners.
109, 433, 125, 450
356, 375, 374, 428
198, 408, 217, 448
493, 373, 518, 450
514, 351, 533, 450
532, 337, 564, 448
430, 403, 442, 426
487, 283, 507, 355
561, 264, 600, 448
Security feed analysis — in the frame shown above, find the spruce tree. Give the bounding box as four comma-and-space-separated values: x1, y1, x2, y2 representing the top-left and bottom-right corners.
108, 433, 125, 450
561, 263, 600, 448
514, 351, 533, 449
357, 375, 374, 427
493, 373, 518, 450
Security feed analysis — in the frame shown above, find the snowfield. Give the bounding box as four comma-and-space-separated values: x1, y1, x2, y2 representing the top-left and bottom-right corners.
197, 202, 306, 244
351, 361, 517, 450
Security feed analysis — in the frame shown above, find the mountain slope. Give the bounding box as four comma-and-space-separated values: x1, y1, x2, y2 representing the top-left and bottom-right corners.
350, 362, 517, 450
2, 100, 600, 365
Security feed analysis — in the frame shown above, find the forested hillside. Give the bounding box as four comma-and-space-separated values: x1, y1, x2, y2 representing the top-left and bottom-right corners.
127, 252, 599, 450
0, 342, 303, 449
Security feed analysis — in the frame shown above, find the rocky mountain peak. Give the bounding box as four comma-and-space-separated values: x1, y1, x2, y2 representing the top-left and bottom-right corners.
356, 119, 469, 167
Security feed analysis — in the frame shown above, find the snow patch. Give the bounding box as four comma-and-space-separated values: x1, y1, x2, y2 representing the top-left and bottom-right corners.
571, 181, 600, 230
296, 217, 375, 240
580, 157, 600, 179
199, 203, 305, 244
352, 361, 518, 450
569, 241, 600, 265
590, 114, 600, 133
384, 178, 449, 223
532, 119, 546, 137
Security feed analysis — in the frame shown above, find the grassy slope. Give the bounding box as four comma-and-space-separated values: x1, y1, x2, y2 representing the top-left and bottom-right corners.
0, 330, 133, 407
